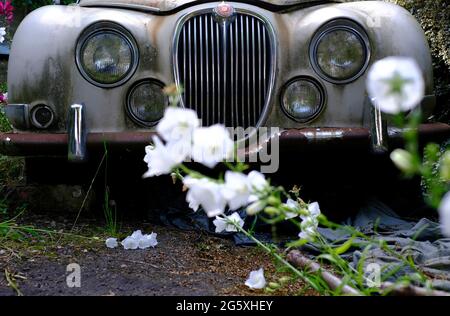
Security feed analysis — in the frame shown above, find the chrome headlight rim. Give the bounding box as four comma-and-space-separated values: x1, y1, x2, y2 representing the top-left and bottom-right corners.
309, 19, 371, 85
126, 79, 169, 127
75, 21, 139, 88
280, 76, 327, 124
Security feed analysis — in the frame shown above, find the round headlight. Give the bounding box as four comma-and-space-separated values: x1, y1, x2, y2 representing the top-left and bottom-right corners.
127, 80, 168, 126
310, 20, 370, 84
77, 23, 138, 87
281, 78, 325, 122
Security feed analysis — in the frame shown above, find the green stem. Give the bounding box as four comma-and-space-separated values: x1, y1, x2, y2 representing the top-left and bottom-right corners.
222, 216, 320, 290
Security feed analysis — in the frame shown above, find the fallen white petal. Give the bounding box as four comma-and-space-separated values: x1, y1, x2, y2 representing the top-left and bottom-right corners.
105, 237, 118, 249
245, 268, 266, 289
139, 233, 158, 249
121, 236, 139, 250
131, 230, 144, 240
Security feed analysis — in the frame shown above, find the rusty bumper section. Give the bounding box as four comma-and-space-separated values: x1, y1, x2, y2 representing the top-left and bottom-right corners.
1, 123, 449, 157
0, 132, 157, 156
278, 123, 450, 151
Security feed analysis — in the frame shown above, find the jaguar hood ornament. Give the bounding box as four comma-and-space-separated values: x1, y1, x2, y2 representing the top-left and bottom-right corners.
213, 2, 235, 24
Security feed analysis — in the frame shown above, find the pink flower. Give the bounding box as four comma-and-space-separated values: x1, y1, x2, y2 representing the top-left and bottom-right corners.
0, 92, 7, 104
0, 1, 14, 24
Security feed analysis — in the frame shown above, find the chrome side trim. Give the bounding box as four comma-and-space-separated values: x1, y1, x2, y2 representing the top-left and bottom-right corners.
367, 97, 388, 153
68, 103, 87, 162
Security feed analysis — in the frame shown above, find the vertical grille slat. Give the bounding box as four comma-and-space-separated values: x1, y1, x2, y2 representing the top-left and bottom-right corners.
251, 18, 256, 125
240, 15, 245, 128
210, 15, 215, 124
257, 21, 262, 116
205, 15, 209, 123
188, 20, 192, 108
199, 16, 204, 120
235, 19, 239, 127
230, 23, 234, 127
177, 11, 273, 128
194, 17, 198, 114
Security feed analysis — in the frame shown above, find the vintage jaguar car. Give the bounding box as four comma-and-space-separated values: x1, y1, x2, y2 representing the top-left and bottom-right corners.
1, 0, 449, 162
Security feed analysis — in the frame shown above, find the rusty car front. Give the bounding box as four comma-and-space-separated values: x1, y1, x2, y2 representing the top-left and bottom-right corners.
1, 0, 449, 162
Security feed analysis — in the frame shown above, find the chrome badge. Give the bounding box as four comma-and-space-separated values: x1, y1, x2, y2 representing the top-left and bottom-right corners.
213, 2, 235, 23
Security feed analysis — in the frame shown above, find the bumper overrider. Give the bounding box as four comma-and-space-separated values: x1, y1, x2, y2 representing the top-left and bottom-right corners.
1, 100, 449, 161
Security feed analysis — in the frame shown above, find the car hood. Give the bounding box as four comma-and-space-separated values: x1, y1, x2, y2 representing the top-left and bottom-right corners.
78, 0, 336, 12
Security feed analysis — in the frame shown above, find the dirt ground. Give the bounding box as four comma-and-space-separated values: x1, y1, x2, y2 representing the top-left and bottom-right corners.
0, 213, 315, 296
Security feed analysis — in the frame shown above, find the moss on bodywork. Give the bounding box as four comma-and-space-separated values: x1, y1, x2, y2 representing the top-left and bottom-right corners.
10, 56, 73, 131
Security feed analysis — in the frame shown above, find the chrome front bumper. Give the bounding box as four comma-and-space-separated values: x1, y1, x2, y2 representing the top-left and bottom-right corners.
1, 96, 447, 160
0, 123, 449, 158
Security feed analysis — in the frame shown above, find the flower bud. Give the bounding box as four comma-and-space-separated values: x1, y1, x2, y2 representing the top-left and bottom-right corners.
246, 201, 266, 216
390, 149, 416, 174
279, 276, 291, 285
267, 196, 280, 206
268, 282, 280, 289
171, 172, 177, 184
264, 206, 280, 217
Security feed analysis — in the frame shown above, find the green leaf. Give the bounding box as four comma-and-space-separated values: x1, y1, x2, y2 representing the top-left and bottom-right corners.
333, 237, 355, 255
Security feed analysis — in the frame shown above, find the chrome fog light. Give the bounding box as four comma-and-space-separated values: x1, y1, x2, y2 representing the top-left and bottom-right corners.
127, 80, 168, 127
31, 104, 54, 129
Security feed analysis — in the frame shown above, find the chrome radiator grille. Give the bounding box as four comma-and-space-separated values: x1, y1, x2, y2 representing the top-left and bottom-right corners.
175, 11, 274, 128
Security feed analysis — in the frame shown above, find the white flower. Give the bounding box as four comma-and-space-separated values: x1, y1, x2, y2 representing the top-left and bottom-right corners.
156, 107, 199, 143
246, 200, 266, 216
139, 233, 158, 249
191, 125, 234, 168
183, 176, 227, 217
143, 136, 188, 178
221, 171, 252, 210
184, 177, 202, 212
300, 216, 319, 230
439, 192, 450, 238
186, 189, 200, 212
298, 226, 317, 242
297, 202, 321, 242
0, 27, 6, 44
105, 238, 118, 249
390, 149, 416, 174
367, 56, 425, 114
245, 268, 266, 289
213, 212, 245, 233
302, 202, 321, 221
283, 199, 300, 220
121, 236, 139, 250
247, 171, 269, 204
248, 171, 268, 193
